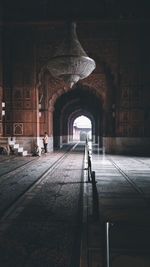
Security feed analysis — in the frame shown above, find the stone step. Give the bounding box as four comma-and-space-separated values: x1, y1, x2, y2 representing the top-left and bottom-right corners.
18, 150, 27, 156
1, 137, 28, 156
18, 147, 23, 152
9, 140, 15, 145
13, 144, 19, 149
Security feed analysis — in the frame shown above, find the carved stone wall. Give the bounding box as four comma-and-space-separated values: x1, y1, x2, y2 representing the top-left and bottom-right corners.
3, 25, 38, 138
1, 19, 150, 153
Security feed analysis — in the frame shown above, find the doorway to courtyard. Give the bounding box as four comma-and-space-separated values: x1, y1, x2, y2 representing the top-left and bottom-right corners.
73, 115, 92, 141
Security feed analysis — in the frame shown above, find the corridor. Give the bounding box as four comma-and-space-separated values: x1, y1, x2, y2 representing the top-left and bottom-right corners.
0, 142, 150, 266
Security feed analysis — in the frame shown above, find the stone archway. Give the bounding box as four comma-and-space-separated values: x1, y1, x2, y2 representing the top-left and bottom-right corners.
36, 57, 116, 152
72, 115, 92, 141
53, 85, 103, 149
68, 110, 95, 142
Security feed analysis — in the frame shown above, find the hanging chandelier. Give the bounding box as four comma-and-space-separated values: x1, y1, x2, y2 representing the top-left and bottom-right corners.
47, 22, 96, 88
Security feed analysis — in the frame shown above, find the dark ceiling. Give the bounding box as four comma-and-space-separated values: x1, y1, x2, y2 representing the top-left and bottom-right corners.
2, 0, 150, 22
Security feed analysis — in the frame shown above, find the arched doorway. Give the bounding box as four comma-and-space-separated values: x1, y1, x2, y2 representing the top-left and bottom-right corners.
73, 115, 92, 141
68, 110, 95, 143
36, 58, 116, 154
53, 86, 103, 149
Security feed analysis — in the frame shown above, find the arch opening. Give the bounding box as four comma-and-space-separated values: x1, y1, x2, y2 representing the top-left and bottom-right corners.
73, 115, 92, 141
53, 87, 103, 149
35, 58, 115, 154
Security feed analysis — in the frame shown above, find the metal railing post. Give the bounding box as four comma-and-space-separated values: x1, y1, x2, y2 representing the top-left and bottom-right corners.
88, 152, 92, 182
106, 222, 110, 267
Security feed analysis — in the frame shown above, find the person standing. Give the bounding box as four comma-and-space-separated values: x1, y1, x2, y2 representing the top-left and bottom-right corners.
43, 132, 48, 153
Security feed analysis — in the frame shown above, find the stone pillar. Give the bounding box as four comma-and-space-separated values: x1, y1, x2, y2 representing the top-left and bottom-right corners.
68, 119, 73, 142
95, 118, 98, 144
48, 106, 54, 152
48, 106, 54, 137
35, 86, 40, 138
97, 117, 103, 149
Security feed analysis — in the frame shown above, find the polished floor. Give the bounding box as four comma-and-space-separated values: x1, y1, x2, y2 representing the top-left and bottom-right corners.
0, 143, 150, 267
84, 143, 150, 267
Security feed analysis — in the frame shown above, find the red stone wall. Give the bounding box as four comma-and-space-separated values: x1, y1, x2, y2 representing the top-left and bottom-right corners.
3, 25, 38, 137
2, 20, 150, 141
117, 21, 150, 137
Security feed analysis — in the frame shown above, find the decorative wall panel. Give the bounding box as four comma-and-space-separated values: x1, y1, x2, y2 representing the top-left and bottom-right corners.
120, 111, 129, 122
24, 101, 32, 109
24, 89, 31, 99
13, 101, 23, 109
13, 123, 23, 135
14, 88, 23, 100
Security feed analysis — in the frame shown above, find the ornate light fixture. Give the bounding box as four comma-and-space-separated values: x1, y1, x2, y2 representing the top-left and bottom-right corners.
47, 22, 96, 88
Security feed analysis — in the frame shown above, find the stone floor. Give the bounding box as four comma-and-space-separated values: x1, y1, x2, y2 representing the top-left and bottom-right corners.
82, 143, 150, 267
0, 144, 84, 267
0, 142, 150, 267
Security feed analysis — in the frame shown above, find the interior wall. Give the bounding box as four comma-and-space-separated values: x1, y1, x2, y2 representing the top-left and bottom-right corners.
1, 19, 150, 154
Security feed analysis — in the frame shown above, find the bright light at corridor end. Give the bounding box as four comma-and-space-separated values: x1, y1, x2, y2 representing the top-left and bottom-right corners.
73, 116, 92, 141
73, 116, 91, 128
